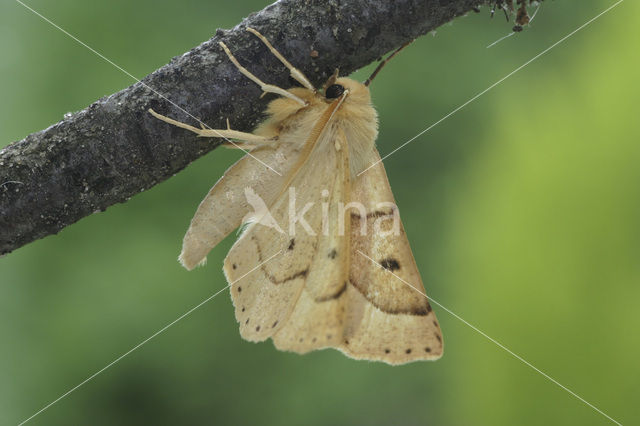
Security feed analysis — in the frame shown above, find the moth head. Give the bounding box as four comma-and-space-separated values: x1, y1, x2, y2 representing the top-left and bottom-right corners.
327, 77, 371, 105
321, 41, 414, 103
322, 69, 370, 105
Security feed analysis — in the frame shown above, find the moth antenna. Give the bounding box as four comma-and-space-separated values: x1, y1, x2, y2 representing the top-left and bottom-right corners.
364, 40, 413, 87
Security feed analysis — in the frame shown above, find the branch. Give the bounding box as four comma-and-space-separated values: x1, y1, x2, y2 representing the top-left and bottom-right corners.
0, 0, 484, 255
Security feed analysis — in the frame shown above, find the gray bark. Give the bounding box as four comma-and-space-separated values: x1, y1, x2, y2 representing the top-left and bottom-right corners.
0, 0, 485, 255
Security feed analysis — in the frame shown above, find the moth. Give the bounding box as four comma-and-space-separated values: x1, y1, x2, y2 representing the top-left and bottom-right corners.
150, 28, 443, 365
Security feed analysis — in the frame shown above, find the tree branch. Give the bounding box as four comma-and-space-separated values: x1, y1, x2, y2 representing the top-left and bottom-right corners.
0, 0, 484, 255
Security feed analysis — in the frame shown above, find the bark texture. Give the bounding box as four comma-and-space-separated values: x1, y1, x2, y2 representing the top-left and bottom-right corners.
0, 0, 485, 255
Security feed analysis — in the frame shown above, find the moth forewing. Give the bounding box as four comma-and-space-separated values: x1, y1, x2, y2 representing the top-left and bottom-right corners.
177, 89, 321, 270
271, 129, 352, 353
222, 102, 350, 344
178, 139, 297, 270
341, 149, 443, 364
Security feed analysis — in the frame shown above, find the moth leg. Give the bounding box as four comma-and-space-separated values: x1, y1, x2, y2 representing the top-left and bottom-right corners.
219, 118, 264, 150
149, 109, 274, 146
219, 41, 307, 106
246, 27, 315, 92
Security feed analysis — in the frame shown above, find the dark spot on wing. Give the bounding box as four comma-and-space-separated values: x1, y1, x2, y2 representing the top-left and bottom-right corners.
425, 347, 431, 353
241, 307, 245, 312
427, 303, 432, 313
410, 306, 429, 316
255, 325, 261, 332
328, 248, 337, 259
265, 268, 309, 285
245, 318, 250, 325
405, 348, 412, 354
380, 258, 400, 271
272, 320, 278, 328
252, 235, 307, 284
435, 334, 442, 343
384, 348, 391, 354
351, 208, 396, 219
232, 263, 237, 270
349, 277, 430, 316
314, 281, 347, 302
237, 286, 242, 292
288, 269, 308, 281
288, 238, 295, 250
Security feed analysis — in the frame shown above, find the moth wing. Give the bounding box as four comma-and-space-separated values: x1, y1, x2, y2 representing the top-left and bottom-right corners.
340, 148, 443, 365
223, 125, 350, 347
270, 131, 351, 353
179, 132, 307, 270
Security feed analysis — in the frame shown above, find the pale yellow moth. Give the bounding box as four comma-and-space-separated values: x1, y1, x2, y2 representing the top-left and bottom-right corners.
149, 28, 443, 365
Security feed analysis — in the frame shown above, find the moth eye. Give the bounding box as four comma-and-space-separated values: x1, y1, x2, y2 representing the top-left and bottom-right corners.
325, 84, 345, 99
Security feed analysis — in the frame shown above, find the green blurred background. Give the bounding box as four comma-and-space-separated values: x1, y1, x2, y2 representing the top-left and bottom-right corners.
1, 1, 638, 425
